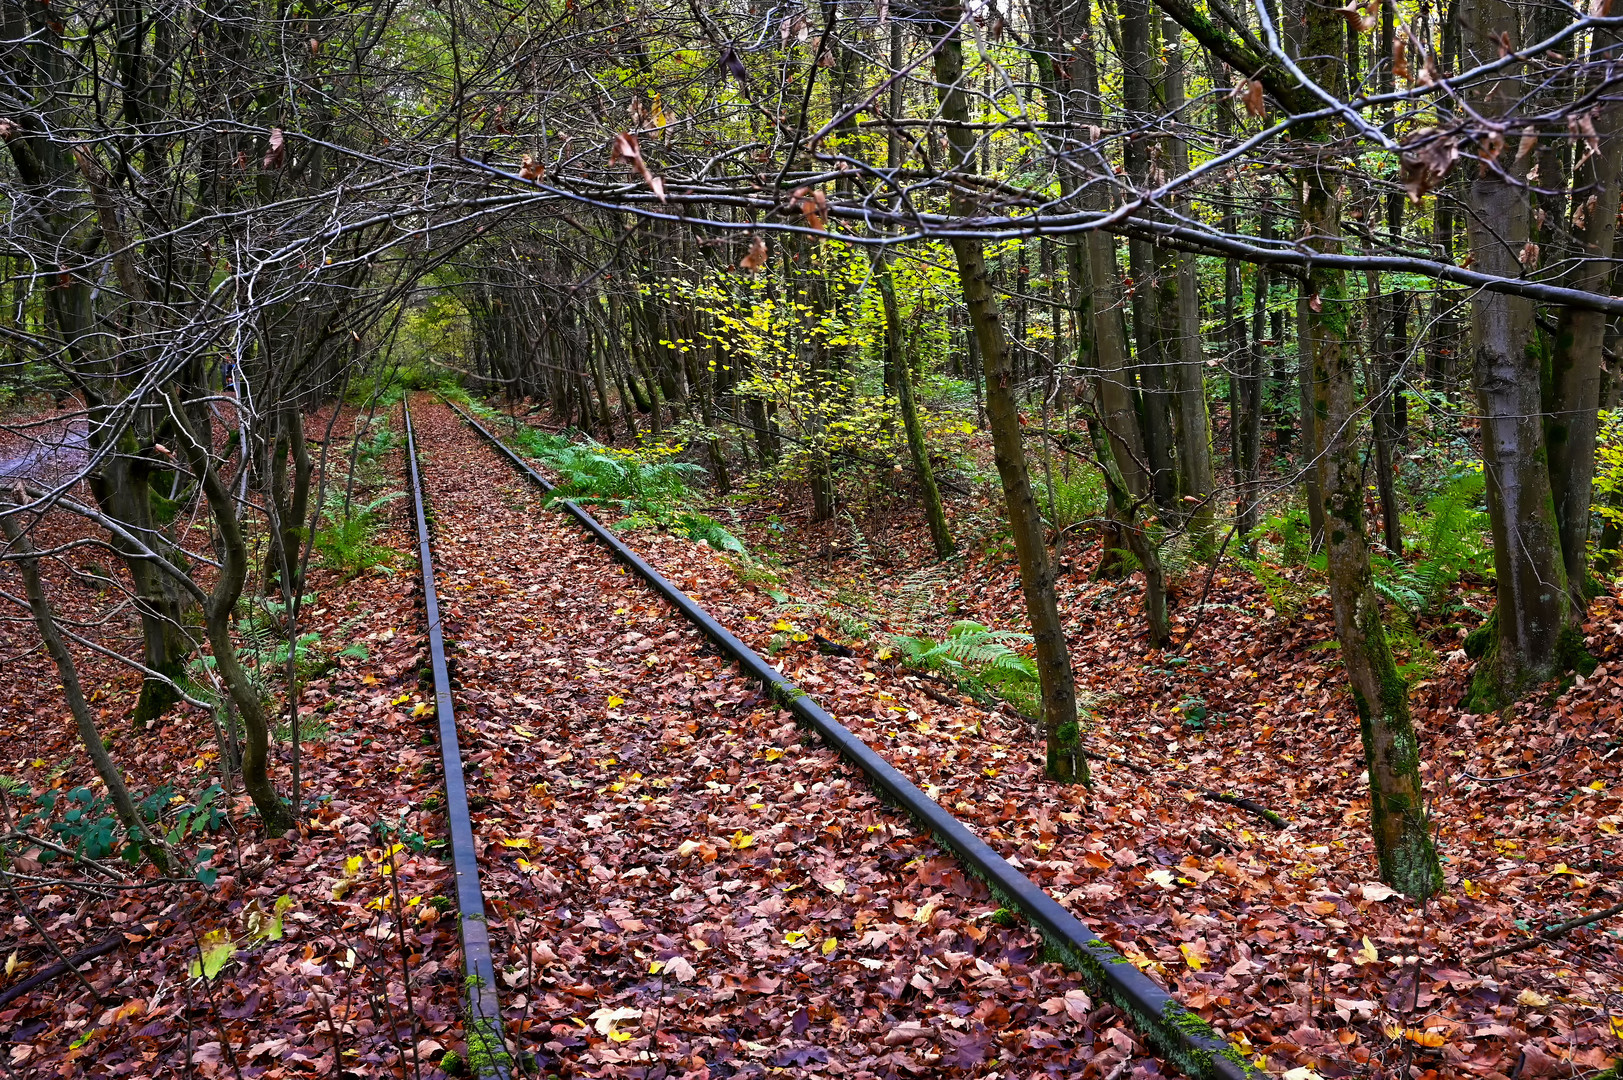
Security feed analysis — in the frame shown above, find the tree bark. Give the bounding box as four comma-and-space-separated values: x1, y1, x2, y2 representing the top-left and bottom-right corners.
934, 3, 1086, 784
1298, 2, 1442, 898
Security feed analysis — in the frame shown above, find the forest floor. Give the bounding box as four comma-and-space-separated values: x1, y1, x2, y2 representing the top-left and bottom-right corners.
467, 401, 1623, 1080
0, 395, 1619, 1080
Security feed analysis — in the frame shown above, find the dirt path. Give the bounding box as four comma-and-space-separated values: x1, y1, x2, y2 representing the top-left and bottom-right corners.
410, 399, 1153, 1078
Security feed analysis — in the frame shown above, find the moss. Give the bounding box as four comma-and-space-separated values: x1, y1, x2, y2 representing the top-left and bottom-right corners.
1464, 608, 1496, 659
464, 1016, 511, 1078
989, 907, 1019, 928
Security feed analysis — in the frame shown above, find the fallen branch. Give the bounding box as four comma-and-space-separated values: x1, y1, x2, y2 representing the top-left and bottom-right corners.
1084, 749, 1154, 776
0, 933, 122, 1010
1468, 899, 1623, 964
1202, 791, 1287, 829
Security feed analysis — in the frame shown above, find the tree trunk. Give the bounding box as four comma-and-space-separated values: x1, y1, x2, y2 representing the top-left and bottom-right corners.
934, 2, 1086, 785
0, 505, 163, 866
1462, 0, 1584, 709
1298, 3, 1442, 898
879, 257, 954, 560
1546, 28, 1623, 608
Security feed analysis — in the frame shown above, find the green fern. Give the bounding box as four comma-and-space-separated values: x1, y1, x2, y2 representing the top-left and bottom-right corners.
893, 621, 1039, 714
314, 491, 403, 576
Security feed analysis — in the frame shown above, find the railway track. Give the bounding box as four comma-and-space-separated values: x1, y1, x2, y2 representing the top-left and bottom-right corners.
403, 396, 1258, 1079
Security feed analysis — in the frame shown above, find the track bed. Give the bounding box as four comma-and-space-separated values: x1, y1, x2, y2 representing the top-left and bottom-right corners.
409, 400, 1154, 1078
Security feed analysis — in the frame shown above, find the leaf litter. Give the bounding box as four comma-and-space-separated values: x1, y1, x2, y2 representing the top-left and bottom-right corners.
410, 401, 1150, 1077
470, 413, 1623, 1080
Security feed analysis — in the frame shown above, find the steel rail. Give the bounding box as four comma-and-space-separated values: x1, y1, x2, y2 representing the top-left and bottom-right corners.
445, 399, 1261, 1080
402, 400, 511, 1080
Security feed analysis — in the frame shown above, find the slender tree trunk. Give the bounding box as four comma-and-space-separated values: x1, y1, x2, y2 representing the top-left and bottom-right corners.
1547, 26, 1623, 609
0, 506, 162, 865
880, 260, 954, 559
934, 2, 1086, 784
1462, 0, 1584, 709
1160, 17, 1214, 545
1298, 3, 1442, 898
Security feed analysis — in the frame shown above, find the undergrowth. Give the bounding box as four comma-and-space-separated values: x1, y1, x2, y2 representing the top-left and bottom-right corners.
1238, 471, 1492, 676
470, 400, 748, 554
888, 620, 1041, 718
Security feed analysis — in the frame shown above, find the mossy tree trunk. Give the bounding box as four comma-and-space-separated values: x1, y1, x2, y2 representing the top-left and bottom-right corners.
933, 2, 1086, 785
1460, 0, 1588, 709
0, 505, 164, 867
1546, 24, 1623, 610
1297, 1, 1443, 899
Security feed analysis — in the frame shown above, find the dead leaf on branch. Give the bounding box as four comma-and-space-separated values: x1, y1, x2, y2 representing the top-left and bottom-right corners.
739, 236, 768, 271
263, 127, 285, 170
610, 131, 666, 202
1399, 127, 1459, 203
1520, 241, 1540, 268
1570, 110, 1602, 167
1515, 126, 1539, 162
518, 154, 543, 182
791, 185, 829, 231
1240, 80, 1265, 118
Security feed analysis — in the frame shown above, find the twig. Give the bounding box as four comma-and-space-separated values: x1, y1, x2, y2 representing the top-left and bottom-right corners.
1202, 791, 1287, 829
1084, 749, 1153, 776
0, 932, 122, 1010
1468, 899, 1623, 964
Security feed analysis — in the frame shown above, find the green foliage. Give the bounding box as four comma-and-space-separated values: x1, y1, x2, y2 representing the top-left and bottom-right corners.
1369, 471, 1491, 619
17, 782, 224, 879
1043, 465, 1105, 534
891, 620, 1040, 716
488, 405, 749, 553
1239, 472, 1488, 631
1594, 410, 1623, 564
22, 786, 120, 861
314, 490, 404, 576
676, 511, 746, 553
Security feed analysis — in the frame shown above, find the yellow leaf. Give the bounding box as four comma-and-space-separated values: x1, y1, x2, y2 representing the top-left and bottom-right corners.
1463, 879, 1482, 898
500, 837, 531, 849
344, 854, 363, 877
412, 702, 430, 717
649, 960, 664, 975
609, 1030, 633, 1042
1401, 1028, 1446, 1048
1356, 936, 1379, 965
392, 694, 410, 705
730, 830, 754, 849
763, 748, 786, 761
361, 674, 377, 685
790, 632, 809, 642
607, 696, 625, 709
1590, 780, 1607, 791
773, 620, 793, 631
821, 878, 846, 895
4, 951, 15, 976
1516, 988, 1551, 1007
784, 930, 809, 948
1179, 942, 1205, 970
